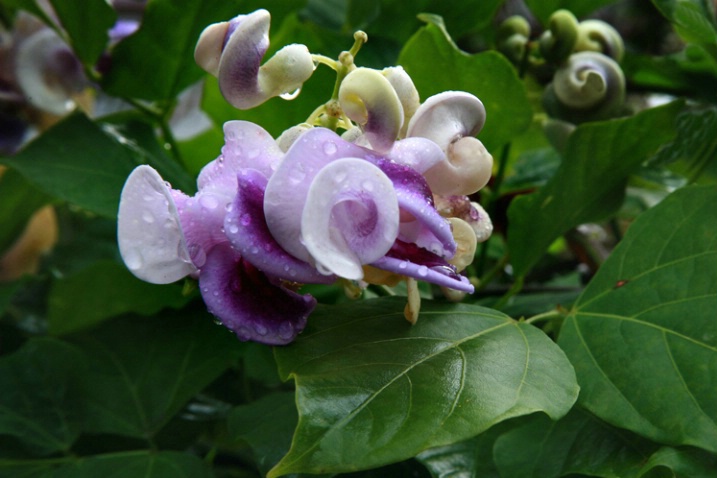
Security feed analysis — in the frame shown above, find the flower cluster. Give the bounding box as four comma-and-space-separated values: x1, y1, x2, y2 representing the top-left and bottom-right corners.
118, 9, 493, 345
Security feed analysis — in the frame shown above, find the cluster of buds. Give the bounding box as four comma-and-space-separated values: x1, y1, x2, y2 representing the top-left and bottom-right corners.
118, 9, 494, 345
497, 10, 627, 147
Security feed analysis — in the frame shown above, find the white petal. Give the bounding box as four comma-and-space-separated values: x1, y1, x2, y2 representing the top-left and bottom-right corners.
117, 165, 197, 283
301, 158, 399, 280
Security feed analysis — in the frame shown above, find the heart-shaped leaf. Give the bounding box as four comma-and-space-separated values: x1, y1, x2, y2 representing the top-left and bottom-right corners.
559, 184, 717, 452
269, 297, 578, 476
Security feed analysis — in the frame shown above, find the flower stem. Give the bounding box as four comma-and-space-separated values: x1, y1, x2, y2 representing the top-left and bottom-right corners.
524, 309, 565, 325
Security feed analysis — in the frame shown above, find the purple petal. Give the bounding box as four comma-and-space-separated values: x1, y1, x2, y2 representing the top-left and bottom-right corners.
198, 120, 283, 196
302, 158, 399, 279
117, 166, 197, 283
225, 168, 334, 283
172, 189, 233, 268
368, 156, 457, 259
386, 136, 445, 173
199, 243, 315, 345
371, 240, 474, 293
264, 127, 368, 262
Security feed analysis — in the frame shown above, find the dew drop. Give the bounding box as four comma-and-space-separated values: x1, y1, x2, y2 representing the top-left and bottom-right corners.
280, 87, 301, 100
334, 171, 347, 183
142, 194, 154, 202
278, 321, 294, 339
398, 261, 408, 270
228, 224, 239, 234
142, 210, 155, 223
255, 324, 268, 336
250, 246, 259, 254
123, 249, 143, 270
323, 141, 338, 155
200, 195, 219, 209
289, 167, 306, 184
417, 265, 429, 277
225, 203, 233, 212
362, 180, 374, 192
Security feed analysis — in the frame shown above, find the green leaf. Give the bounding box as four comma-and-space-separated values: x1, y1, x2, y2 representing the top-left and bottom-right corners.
398, 19, 532, 152
651, 0, 717, 44
507, 101, 683, 278
1, 114, 138, 218
0, 168, 51, 254
492, 408, 658, 477
558, 185, 717, 453
49, 0, 116, 65
0, 451, 214, 478
417, 431, 504, 478
72, 311, 241, 439
269, 297, 578, 477
48, 260, 191, 335
0, 339, 86, 456
650, 104, 717, 184
228, 391, 298, 476
640, 447, 717, 477
101, 0, 242, 101
525, 0, 622, 25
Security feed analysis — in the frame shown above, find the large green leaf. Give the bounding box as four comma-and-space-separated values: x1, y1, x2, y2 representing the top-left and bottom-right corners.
49, 0, 116, 65
1, 115, 138, 218
0, 339, 85, 456
101, 0, 242, 101
48, 260, 191, 335
71, 311, 241, 439
0, 168, 51, 254
0, 451, 214, 478
507, 101, 683, 278
228, 391, 298, 476
397, 18, 532, 152
492, 408, 658, 477
558, 185, 717, 452
269, 297, 578, 477
651, 0, 717, 44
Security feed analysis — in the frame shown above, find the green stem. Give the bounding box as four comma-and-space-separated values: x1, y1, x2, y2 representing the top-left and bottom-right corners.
524, 309, 565, 325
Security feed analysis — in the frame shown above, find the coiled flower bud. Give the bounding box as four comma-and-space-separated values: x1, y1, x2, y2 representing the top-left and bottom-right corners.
539, 10, 579, 64
497, 15, 531, 64
575, 19, 624, 62
543, 51, 625, 123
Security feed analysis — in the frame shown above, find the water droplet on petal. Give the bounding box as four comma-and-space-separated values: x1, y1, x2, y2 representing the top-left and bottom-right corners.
142, 210, 155, 223
228, 224, 239, 234
417, 265, 429, 277
255, 324, 268, 336
250, 246, 259, 254
334, 171, 347, 183
280, 87, 301, 100
278, 321, 294, 339
323, 141, 337, 155
225, 203, 233, 212
123, 248, 143, 270
200, 195, 219, 209
398, 261, 408, 270
362, 180, 374, 192
289, 167, 306, 184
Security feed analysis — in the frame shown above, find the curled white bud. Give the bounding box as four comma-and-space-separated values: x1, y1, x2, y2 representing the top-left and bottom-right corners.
407, 92, 492, 195
550, 51, 625, 111
447, 217, 477, 272
381, 66, 420, 138
338, 67, 404, 153
276, 123, 313, 152
576, 20, 624, 62
194, 9, 315, 109
15, 29, 86, 115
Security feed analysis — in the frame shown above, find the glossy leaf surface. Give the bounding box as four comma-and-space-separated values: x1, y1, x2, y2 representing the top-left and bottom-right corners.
49, 0, 116, 65
559, 185, 717, 452
48, 260, 191, 335
507, 101, 682, 278
270, 297, 578, 476
398, 19, 532, 152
